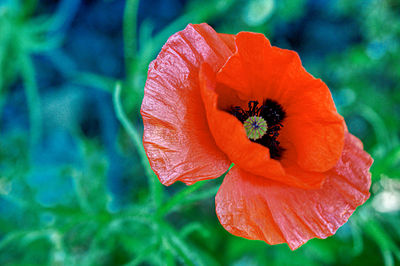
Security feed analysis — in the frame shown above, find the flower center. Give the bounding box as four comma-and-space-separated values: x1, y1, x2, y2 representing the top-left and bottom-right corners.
229, 99, 286, 160
244, 116, 268, 140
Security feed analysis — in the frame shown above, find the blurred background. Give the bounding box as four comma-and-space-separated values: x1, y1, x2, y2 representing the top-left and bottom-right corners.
0, 0, 399, 265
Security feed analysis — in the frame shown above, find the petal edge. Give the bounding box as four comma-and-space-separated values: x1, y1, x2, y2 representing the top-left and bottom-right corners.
215, 132, 372, 250
141, 23, 233, 185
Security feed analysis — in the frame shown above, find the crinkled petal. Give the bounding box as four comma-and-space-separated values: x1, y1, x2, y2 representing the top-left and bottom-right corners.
215, 132, 372, 250
277, 66, 345, 173
200, 63, 325, 189
141, 23, 233, 185
218, 33, 236, 53
216, 32, 345, 173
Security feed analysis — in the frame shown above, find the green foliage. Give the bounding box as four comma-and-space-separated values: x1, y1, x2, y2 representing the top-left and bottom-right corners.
0, 0, 399, 265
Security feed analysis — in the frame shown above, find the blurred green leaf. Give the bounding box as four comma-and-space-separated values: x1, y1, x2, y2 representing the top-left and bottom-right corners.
242, 0, 274, 26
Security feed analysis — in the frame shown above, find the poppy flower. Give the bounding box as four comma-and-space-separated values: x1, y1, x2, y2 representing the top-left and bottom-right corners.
141, 23, 373, 250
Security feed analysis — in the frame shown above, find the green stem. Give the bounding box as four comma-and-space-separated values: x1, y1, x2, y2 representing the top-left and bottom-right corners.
124, 240, 160, 266
0, 229, 56, 251
71, 170, 94, 214
20, 54, 42, 147
160, 221, 202, 266
358, 103, 391, 149
157, 181, 207, 217
113, 83, 162, 207
123, 0, 139, 79
157, 164, 231, 217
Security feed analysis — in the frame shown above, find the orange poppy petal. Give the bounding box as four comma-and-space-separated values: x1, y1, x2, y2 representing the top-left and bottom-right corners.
276, 64, 345, 173
215, 132, 372, 250
141, 23, 233, 186
200, 63, 326, 189
218, 33, 236, 53
216, 32, 291, 101
216, 32, 345, 173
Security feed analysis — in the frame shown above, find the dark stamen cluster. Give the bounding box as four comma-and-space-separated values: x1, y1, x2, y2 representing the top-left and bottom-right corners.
229, 99, 286, 160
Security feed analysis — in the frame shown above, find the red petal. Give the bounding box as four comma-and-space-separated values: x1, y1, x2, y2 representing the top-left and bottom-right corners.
200, 63, 326, 189
215, 132, 372, 250
141, 23, 233, 185
218, 33, 236, 53
216, 32, 345, 173
199, 63, 287, 180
